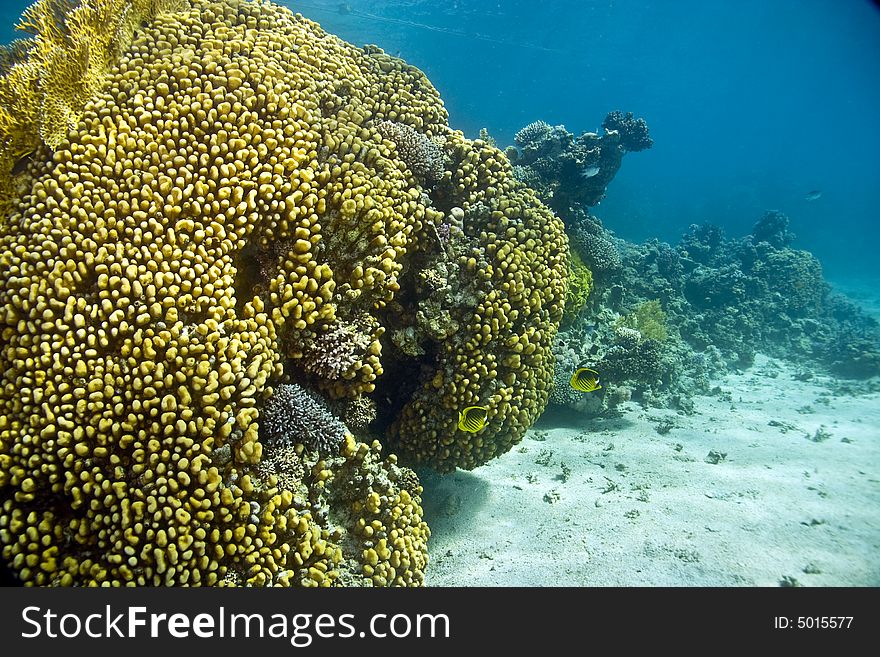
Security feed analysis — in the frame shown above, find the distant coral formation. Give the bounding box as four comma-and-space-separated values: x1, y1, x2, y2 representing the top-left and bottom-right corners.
751, 209, 795, 249
509, 113, 878, 419
601, 110, 653, 152
508, 111, 653, 209
550, 205, 880, 418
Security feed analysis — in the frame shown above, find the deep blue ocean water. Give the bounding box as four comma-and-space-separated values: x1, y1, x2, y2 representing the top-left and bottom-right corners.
2, 0, 878, 279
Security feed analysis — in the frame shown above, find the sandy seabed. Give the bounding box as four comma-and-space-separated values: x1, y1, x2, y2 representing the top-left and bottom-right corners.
421, 284, 880, 587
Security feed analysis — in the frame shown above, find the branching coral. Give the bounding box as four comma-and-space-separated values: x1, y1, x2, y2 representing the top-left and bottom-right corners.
376, 119, 446, 182
260, 384, 348, 455
601, 110, 653, 152
514, 120, 552, 147
299, 316, 375, 382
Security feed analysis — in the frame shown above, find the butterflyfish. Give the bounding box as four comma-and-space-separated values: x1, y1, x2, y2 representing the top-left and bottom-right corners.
458, 405, 489, 432
570, 367, 602, 392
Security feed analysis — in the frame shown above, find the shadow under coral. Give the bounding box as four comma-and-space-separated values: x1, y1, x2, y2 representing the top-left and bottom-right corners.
418, 469, 491, 536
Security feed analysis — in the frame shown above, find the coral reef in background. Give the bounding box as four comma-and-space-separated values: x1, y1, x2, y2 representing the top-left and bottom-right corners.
603, 212, 880, 396
601, 110, 653, 152
550, 303, 714, 416
508, 111, 653, 210
750, 209, 795, 249
508, 114, 879, 417
0, 0, 567, 585
671, 214, 875, 377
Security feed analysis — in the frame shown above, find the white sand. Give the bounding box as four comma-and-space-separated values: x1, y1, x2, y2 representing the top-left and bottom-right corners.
422, 354, 880, 586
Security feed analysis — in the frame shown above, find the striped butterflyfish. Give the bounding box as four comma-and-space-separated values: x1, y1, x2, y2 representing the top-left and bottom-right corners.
457, 405, 489, 433
570, 367, 602, 392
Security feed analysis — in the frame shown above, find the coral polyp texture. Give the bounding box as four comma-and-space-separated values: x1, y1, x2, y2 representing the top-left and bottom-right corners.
0, 0, 567, 584
387, 141, 568, 471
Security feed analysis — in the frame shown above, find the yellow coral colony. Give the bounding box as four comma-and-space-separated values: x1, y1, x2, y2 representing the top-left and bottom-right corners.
0, 0, 432, 587
0, 0, 566, 585
390, 138, 568, 472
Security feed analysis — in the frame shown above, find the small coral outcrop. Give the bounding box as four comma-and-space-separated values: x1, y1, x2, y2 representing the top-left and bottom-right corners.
601, 110, 653, 152
509, 111, 652, 209
260, 384, 348, 455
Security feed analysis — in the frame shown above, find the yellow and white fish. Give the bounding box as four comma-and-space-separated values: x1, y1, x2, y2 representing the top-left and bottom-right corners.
457, 405, 489, 433
570, 367, 602, 392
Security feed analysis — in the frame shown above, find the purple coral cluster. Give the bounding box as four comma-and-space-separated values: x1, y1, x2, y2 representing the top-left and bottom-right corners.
376, 120, 446, 181
260, 383, 348, 455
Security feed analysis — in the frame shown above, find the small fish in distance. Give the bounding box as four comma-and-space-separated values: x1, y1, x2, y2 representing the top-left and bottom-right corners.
804, 190, 822, 201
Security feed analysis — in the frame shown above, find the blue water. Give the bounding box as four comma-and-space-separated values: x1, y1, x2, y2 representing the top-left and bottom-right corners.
2, 0, 879, 279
